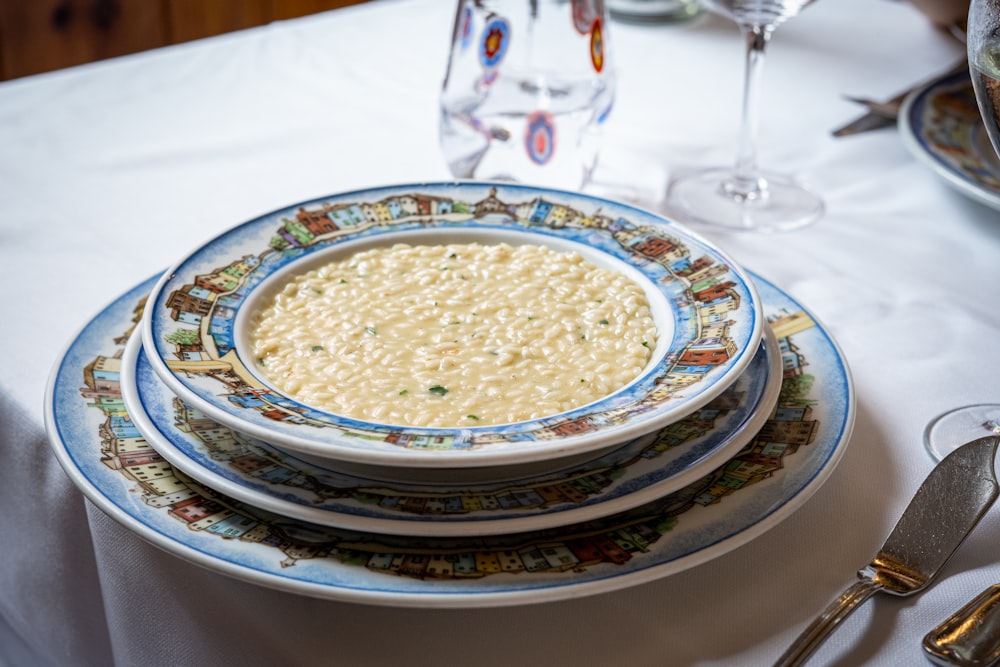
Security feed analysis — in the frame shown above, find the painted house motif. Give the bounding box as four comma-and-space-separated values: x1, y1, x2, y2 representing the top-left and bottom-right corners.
79, 287, 822, 580
153, 188, 757, 456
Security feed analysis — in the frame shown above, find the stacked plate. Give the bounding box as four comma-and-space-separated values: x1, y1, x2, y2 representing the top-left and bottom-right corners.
45, 181, 855, 607
899, 67, 1000, 212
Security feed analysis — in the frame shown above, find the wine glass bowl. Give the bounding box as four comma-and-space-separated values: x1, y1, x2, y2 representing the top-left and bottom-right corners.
923, 0, 1000, 460
969, 0, 1000, 155
707, 0, 814, 27
664, 0, 824, 233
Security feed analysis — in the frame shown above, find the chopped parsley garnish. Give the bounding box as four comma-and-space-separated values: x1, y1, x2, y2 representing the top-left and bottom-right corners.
399, 389, 408, 396
428, 385, 448, 396
365, 326, 377, 336
311, 345, 324, 352
466, 414, 479, 420
599, 319, 609, 325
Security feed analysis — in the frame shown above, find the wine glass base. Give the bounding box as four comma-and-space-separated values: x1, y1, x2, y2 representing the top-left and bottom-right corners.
665, 167, 824, 233
924, 404, 1000, 461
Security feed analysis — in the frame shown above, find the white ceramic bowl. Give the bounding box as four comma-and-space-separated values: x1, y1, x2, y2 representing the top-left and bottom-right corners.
141, 182, 763, 473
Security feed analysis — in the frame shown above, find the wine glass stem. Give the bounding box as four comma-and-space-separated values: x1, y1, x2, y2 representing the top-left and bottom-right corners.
728, 24, 773, 202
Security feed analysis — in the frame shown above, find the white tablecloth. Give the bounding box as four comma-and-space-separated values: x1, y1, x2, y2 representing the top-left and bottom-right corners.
3, 0, 997, 664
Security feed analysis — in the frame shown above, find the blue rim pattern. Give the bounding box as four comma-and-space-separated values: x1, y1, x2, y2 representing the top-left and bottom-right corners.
900, 68, 1000, 210
121, 328, 779, 536
140, 182, 763, 468
45, 271, 853, 607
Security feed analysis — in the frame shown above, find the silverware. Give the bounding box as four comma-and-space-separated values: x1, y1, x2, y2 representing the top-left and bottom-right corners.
832, 110, 897, 138
833, 92, 910, 137
774, 435, 1000, 667
841, 96, 904, 120
832, 60, 969, 137
924, 584, 1000, 666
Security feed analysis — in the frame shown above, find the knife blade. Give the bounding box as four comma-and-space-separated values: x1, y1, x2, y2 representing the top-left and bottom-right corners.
774, 435, 1000, 666
832, 59, 970, 138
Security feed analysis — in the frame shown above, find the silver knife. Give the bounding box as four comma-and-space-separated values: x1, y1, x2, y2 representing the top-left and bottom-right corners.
774, 435, 1000, 666
832, 110, 897, 137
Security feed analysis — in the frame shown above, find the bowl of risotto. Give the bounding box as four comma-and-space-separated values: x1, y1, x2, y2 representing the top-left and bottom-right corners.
141, 182, 763, 475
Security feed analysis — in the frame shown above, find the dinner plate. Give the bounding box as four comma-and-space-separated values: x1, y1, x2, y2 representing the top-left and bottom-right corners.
899, 67, 1000, 210
119, 325, 782, 537
46, 271, 853, 608
140, 182, 763, 473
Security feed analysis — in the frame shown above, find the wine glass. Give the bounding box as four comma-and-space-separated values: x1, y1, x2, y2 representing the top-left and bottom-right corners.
924, 0, 1000, 461
664, 0, 824, 233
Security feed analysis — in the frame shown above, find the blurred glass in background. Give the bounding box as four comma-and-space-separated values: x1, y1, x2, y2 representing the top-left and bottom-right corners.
439, 0, 616, 190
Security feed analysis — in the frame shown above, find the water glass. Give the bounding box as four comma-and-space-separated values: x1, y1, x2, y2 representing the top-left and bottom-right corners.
439, 0, 616, 190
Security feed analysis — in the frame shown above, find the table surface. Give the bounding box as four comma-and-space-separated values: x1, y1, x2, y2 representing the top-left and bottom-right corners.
3, 0, 998, 665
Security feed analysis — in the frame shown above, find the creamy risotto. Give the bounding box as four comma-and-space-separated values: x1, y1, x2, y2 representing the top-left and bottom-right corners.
250, 242, 657, 427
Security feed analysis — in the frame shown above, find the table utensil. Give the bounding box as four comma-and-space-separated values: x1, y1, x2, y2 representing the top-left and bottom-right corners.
832, 111, 897, 137
834, 90, 910, 137
833, 60, 969, 137
774, 434, 1000, 667
924, 584, 1000, 666
842, 96, 902, 119
438, 0, 615, 189
664, 0, 823, 233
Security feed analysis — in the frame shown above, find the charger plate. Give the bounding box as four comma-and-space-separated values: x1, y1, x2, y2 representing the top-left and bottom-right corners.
46, 271, 852, 608
140, 182, 763, 472
119, 326, 781, 537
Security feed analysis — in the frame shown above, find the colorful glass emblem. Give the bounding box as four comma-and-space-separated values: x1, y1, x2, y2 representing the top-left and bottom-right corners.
590, 18, 605, 73
459, 4, 473, 51
480, 17, 510, 69
524, 111, 556, 165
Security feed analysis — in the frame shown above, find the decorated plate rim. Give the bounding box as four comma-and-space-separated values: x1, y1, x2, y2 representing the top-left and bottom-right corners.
140, 181, 763, 469
120, 327, 782, 537
899, 67, 1000, 211
45, 271, 853, 608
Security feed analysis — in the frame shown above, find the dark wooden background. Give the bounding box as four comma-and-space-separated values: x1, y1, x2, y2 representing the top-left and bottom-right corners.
0, 0, 367, 80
